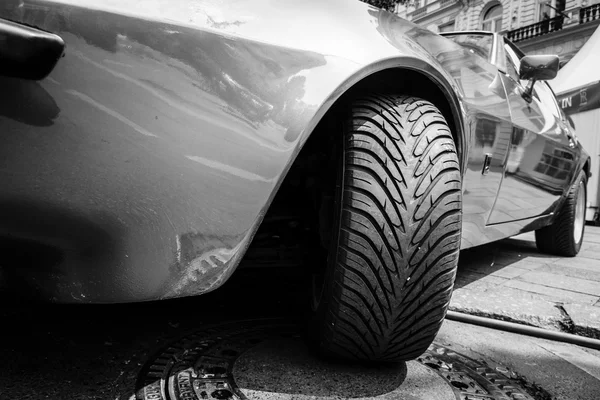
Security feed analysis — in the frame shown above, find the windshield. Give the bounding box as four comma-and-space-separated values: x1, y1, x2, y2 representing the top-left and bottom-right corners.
441, 33, 493, 62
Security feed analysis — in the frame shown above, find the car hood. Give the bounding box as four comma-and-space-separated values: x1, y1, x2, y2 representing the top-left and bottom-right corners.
30, 0, 441, 65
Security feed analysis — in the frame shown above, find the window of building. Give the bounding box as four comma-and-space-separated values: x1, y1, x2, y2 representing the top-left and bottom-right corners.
533, 141, 572, 181
439, 21, 455, 32
538, 0, 566, 21
475, 118, 498, 148
538, 1, 552, 21
482, 4, 503, 32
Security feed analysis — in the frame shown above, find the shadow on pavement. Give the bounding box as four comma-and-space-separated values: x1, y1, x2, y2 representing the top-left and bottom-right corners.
0, 268, 307, 400
227, 337, 408, 398
455, 236, 555, 290
0, 267, 435, 400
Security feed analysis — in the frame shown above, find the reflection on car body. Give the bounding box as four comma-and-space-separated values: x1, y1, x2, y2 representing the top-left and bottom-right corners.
0, 0, 591, 363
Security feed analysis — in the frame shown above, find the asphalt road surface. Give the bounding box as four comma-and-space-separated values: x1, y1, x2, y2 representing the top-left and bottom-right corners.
1, 266, 599, 400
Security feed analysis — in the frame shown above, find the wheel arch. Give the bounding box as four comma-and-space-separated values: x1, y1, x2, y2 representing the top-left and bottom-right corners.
251, 57, 467, 255
334, 68, 465, 171
583, 156, 591, 180
292, 57, 468, 180
244, 57, 467, 273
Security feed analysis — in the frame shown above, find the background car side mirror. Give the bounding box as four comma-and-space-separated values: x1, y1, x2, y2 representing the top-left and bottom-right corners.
519, 55, 560, 102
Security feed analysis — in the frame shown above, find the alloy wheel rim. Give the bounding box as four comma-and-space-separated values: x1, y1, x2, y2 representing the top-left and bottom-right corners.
574, 182, 585, 244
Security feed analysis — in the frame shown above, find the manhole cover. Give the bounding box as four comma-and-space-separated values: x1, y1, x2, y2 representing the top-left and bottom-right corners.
136, 320, 535, 400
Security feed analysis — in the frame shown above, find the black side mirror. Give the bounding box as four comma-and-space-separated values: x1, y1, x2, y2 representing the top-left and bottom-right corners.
519, 55, 560, 81
0, 18, 65, 81
519, 55, 560, 102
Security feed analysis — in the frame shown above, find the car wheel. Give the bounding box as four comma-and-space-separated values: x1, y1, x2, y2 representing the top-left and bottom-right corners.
309, 94, 462, 362
535, 170, 587, 257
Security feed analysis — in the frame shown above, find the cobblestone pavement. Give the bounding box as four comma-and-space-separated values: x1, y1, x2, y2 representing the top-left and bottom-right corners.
451, 225, 600, 338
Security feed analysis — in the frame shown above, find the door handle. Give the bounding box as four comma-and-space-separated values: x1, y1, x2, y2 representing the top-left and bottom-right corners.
0, 18, 64, 80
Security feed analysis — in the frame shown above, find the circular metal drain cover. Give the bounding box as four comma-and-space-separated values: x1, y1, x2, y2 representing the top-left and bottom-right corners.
136, 320, 535, 400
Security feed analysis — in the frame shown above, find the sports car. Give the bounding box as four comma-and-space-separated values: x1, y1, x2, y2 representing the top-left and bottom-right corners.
0, 0, 590, 362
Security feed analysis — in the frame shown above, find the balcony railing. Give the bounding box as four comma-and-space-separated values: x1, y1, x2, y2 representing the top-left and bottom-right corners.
580, 3, 600, 24
506, 16, 564, 42
507, 3, 600, 43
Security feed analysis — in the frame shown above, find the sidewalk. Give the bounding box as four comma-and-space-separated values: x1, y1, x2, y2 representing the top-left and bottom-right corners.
450, 225, 600, 338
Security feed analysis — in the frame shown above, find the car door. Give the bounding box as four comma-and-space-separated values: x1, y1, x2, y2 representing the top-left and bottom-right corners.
436, 32, 515, 248
488, 40, 577, 224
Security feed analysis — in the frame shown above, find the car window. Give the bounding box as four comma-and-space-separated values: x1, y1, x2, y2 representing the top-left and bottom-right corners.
504, 38, 527, 60
503, 43, 521, 82
503, 39, 533, 84
535, 82, 563, 119
443, 33, 493, 62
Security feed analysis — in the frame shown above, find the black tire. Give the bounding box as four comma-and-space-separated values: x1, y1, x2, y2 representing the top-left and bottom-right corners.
310, 94, 462, 362
535, 170, 587, 257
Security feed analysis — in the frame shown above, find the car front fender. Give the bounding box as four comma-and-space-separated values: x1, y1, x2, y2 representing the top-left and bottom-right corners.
0, 0, 469, 303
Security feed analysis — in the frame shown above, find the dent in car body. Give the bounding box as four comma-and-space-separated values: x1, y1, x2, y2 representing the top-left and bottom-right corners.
0, 0, 588, 302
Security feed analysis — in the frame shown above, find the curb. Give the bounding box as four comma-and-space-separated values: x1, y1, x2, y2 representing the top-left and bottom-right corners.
564, 303, 600, 340
449, 288, 600, 341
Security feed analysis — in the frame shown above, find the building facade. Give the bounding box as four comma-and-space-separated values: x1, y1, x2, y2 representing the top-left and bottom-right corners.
396, 0, 600, 65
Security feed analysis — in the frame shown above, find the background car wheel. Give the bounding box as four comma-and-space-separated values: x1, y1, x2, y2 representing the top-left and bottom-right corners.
535, 170, 587, 257
309, 94, 462, 362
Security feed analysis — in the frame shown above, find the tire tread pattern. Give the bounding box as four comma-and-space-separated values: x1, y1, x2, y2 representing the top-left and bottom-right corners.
317, 94, 462, 362
535, 170, 586, 257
